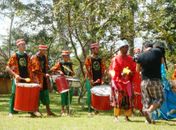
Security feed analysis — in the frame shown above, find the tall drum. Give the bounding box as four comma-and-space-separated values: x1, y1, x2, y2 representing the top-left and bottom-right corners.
14, 83, 40, 112
55, 75, 69, 93
91, 85, 112, 111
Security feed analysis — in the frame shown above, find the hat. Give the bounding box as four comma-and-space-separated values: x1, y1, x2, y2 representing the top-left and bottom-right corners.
61, 50, 70, 56
117, 40, 129, 50
38, 45, 48, 50
16, 39, 25, 46
90, 43, 99, 49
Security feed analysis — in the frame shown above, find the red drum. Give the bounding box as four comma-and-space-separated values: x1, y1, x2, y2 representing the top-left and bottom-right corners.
66, 77, 81, 88
55, 75, 69, 93
91, 85, 112, 111
14, 83, 40, 112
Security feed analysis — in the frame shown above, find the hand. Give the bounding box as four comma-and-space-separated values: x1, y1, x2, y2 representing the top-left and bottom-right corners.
15, 74, 21, 82
45, 73, 50, 77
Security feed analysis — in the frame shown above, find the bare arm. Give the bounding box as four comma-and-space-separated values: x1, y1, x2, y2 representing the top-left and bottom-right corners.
136, 63, 141, 73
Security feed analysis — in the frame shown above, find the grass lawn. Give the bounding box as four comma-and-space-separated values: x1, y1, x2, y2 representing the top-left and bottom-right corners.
0, 92, 176, 130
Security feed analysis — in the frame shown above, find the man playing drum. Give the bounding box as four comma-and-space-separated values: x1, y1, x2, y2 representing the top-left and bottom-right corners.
50, 50, 74, 116
6, 39, 39, 117
84, 42, 106, 115
31, 44, 55, 116
109, 39, 136, 122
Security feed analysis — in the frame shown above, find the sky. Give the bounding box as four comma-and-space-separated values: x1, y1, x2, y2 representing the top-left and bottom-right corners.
0, 0, 151, 47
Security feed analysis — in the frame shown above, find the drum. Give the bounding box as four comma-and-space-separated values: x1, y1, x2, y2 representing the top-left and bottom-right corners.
66, 77, 81, 88
14, 83, 40, 112
91, 85, 112, 111
55, 75, 69, 93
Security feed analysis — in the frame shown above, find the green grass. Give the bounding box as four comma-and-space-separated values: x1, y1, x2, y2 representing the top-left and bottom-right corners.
0, 93, 176, 130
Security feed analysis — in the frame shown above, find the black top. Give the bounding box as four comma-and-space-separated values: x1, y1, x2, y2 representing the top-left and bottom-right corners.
16, 52, 29, 79
137, 48, 162, 80
91, 57, 102, 85
38, 55, 48, 90
60, 61, 73, 76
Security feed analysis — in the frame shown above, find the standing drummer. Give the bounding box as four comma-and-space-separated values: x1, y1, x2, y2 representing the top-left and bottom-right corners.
50, 50, 74, 116
84, 42, 106, 115
31, 44, 55, 116
6, 39, 37, 117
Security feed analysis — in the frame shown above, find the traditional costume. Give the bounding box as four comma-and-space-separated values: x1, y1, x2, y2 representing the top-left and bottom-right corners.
84, 43, 106, 113
7, 39, 33, 114
51, 50, 74, 114
110, 40, 135, 119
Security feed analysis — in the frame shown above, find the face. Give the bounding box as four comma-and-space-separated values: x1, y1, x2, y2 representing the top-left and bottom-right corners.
120, 45, 129, 54
62, 55, 70, 62
17, 42, 26, 52
91, 47, 99, 55
39, 49, 47, 55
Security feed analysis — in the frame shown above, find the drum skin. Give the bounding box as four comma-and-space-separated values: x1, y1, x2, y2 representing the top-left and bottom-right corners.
91, 85, 112, 111
55, 75, 69, 93
14, 83, 40, 112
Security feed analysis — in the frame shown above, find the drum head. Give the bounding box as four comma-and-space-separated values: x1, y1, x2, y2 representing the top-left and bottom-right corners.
91, 85, 111, 96
16, 83, 40, 87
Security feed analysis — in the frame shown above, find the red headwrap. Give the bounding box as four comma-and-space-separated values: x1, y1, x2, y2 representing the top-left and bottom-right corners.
61, 50, 70, 56
38, 45, 48, 50
16, 39, 25, 46
90, 43, 99, 49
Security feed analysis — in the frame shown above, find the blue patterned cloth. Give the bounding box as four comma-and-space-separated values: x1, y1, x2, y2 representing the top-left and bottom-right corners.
152, 64, 176, 120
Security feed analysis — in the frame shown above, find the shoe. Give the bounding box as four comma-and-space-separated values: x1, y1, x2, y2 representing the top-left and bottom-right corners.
30, 111, 42, 117
94, 111, 99, 115
114, 117, 119, 123
125, 116, 131, 122
47, 112, 56, 116
143, 111, 152, 124
8, 113, 13, 117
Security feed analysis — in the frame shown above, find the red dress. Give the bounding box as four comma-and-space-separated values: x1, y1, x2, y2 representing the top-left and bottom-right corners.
132, 70, 143, 110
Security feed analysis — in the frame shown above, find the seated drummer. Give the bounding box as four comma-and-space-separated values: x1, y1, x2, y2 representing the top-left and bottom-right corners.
84, 42, 106, 115
6, 39, 39, 117
50, 50, 75, 116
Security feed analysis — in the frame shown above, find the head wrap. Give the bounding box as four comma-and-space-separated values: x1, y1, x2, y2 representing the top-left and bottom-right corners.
38, 44, 48, 50
61, 50, 70, 56
90, 43, 99, 49
117, 39, 129, 50
16, 39, 25, 46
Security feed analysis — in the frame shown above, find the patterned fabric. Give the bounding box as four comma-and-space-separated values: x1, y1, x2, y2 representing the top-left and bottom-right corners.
31, 53, 49, 88
7, 52, 33, 80
110, 54, 135, 110
141, 79, 164, 111
84, 55, 106, 84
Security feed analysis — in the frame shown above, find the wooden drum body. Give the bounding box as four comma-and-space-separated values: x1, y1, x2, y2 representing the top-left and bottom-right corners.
14, 83, 40, 112
91, 85, 112, 111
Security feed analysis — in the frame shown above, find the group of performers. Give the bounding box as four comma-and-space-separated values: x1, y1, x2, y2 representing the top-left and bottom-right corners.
5, 38, 176, 124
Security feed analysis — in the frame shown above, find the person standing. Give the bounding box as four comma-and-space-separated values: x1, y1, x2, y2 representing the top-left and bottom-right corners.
109, 40, 135, 122
136, 41, 164, 124
50, 50, 74, 116
31, 44, 55, 116
84, 43, 106, 115
132, 48, 143, 113
6, 39, 35, 117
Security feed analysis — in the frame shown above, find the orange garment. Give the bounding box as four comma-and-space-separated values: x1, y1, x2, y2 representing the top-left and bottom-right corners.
7, 53, 33, 81
84, 55, 106, 82
50, 62, 61, 72
31, 53, 49, 87
171, 70, 176, 80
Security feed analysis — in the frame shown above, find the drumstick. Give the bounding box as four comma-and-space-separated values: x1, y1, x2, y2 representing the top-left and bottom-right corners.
62, 65, 73, 73
20, 78, 31, 83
